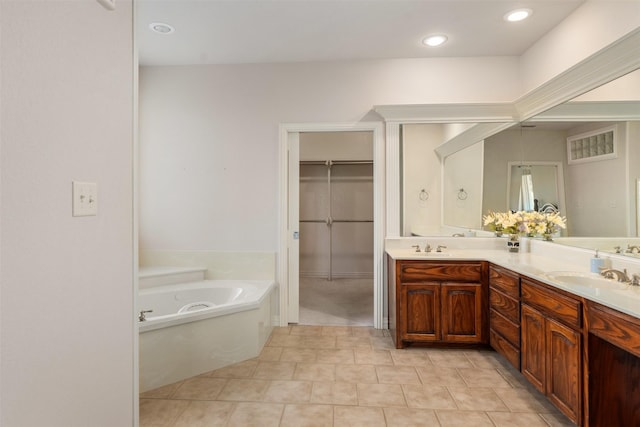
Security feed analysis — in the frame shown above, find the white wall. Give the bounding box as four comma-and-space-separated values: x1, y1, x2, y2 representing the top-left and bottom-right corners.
442, 142, 484, 230
401, 124, 443, 236
483, 129, 567, 216
565, 122, 628, 236
520, 1, 640, 93
139, 57, 521, 252
1, 1, 134, 426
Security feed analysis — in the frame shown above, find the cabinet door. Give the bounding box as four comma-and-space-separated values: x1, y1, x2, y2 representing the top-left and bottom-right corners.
401, 283, 441, 341
521, 304, 546, 393
441, 283, 483, 343
546, 318, 581, 425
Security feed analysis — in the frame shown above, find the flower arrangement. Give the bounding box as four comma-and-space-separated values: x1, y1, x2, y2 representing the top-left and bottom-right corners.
483, 210, 566, 239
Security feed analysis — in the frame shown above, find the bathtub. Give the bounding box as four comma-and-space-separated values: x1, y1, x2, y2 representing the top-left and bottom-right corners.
138, 280, 276, 392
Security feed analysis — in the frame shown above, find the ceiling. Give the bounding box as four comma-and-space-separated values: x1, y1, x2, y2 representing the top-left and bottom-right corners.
137, 0, 585, 66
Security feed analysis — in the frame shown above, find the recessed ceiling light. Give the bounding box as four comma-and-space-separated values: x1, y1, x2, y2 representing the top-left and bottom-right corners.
504, 9, 532, 22
422, 34, 448, 47
149, 22, 175, 35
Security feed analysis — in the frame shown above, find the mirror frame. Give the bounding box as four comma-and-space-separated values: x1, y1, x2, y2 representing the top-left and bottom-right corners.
376, 28, 640, 237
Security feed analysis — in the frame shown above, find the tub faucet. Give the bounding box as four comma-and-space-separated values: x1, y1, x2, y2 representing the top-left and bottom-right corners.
139, 310, 153, 322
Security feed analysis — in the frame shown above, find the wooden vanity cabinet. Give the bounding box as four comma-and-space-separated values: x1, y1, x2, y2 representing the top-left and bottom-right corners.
521, 278, 582, 425
389, 260, 488, 349
488, 265, 521, 369
586, 301, 640, 426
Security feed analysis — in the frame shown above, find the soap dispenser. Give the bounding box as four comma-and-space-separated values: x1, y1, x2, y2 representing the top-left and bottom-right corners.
590, 250, 610, 273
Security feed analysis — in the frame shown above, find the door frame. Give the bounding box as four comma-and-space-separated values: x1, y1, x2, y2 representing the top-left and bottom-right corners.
278, 122, 385, 328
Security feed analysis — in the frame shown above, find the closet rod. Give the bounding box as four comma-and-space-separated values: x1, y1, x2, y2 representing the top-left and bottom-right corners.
300, 160, 373, 166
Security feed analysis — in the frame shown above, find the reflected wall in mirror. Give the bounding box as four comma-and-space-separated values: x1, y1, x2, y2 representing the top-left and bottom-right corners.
507, 162, 564, 215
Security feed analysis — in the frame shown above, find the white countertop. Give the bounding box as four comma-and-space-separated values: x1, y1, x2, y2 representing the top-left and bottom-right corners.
386, 237, 640, 320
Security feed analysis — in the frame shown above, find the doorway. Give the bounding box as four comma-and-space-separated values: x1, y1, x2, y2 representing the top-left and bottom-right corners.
298, 132, 374, 326
278, 122, 385, 328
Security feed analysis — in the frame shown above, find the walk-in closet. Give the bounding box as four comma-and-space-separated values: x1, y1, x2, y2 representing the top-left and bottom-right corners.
298, 131, 374, 326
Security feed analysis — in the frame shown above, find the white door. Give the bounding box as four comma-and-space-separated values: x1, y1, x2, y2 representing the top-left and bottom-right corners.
287, 132, 300, 323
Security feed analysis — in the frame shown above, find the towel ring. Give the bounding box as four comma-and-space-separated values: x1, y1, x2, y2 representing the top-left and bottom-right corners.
457, 188, 468, 200
419, 189, 429, 201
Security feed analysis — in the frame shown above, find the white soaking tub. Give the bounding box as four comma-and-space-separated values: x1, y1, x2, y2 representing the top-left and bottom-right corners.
138, 280, 276, 392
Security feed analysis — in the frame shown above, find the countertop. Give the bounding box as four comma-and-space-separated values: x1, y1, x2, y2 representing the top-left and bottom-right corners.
386, 240, 640, 320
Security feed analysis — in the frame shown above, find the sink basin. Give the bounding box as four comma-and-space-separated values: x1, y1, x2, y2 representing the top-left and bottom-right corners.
543, 271, 628, 290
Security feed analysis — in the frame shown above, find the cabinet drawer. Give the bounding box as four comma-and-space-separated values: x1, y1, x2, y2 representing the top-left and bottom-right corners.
489, 266, 520, 298
490, 308, 520, 346
521, 279, 582, 329
399, 262, 482, 282
490, 329, 520, 370
490, 288, 519, 323
588, 301, 640, 358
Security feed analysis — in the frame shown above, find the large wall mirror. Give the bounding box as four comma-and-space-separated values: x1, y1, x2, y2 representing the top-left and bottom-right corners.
397, 67, 640, 258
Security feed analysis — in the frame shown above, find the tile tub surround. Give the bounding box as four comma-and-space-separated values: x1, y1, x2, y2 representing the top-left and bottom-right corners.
385, 237, 640, 320
140, 326, 574, 427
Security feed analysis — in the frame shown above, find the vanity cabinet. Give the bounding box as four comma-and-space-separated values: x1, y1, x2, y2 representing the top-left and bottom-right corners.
521, 278, 582, 425
488, 265, 521, 369
389, 260, 488, 349
586, 301, 640, 426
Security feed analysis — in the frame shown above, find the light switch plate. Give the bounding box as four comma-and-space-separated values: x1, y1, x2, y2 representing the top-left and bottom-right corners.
72, 181, 98, 217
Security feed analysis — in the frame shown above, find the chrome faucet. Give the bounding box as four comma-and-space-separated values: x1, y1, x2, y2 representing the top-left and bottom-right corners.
139, 310, 153, 322
411, 244, 421, 253
600, 267, 631, 282
625, 245, 640, 254
436, 245, 447, 252
425, 244, 433, 253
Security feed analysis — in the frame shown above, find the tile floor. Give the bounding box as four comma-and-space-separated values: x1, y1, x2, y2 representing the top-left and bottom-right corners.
298, 278, 373, 326
140, 326, 575, 427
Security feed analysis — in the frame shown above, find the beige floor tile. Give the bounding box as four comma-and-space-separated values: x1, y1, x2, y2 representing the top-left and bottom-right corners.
171, 378, 228, 400
416, 366, 466, 387
352, 327, 385, 337
280, 347, 318, 362
140, 381, 184, 399
428, 353, 474, 368
357, 383, 407, 407
172, 401, 234, 427
227, 402, 284, 427
464, 350, 507, 369
252, 361, 296, 380
493, 387, 558, 413
322, 326, 353, 336
401, 385, 458, 410
291, 325, 324, 336
447, 386, 509, 411
217, 378, 270, 401
317, 349, 355, 364
271, 326, 292, 335
334, 406, 387, 427
383, 407, 440, 426
258, 346, 283, 362
262, 380, 313, 403
311, 382, 358, 405
539, 412, 576, 426
139, 398, 190, 427
294, 362, 337, 381
488, 411, 550, 427
370, 336, 395, 349
457, 367, 512, 388
208, 359, 258, 378
335, 364, 378, 383
280, 403, 335, 427
268, 334, 306, 347
496, 366, 531, 388
435, 410, 494, 426
375, 366, 421, 385
354, 349, 393, 365
302, 335, 338, 349
389, 349, 432, 366
336, 336, 374, 349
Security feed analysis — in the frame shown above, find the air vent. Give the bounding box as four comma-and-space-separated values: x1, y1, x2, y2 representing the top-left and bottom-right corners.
567, 125, 617, 165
